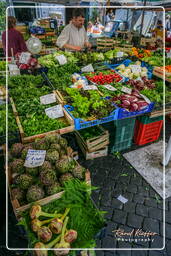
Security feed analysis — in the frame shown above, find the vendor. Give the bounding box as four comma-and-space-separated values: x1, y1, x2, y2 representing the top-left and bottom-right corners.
2, 16, 27, 57
56, 9, 91, 51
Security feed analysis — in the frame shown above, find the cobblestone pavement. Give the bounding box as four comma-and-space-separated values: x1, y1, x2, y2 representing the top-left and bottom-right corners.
0, 120, 170, 255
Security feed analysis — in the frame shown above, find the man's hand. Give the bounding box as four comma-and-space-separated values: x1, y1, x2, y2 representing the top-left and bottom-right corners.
73, 46, 82, 51
85, 42, 92, 49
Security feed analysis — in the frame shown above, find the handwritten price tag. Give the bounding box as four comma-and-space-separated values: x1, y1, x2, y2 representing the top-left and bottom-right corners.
24, 150, 46, 168
130, 65, 141, 74
83, 85, 98, 90
45, 105, 64, 119
121, 86, 132, 94
140, 94, 151, 104
19, 52, 31, 64
40, 93, 56, 105
103, 84, 117, 91
56, 55, 67, 65
116, 52, 124, 58
81, 64, 94, 73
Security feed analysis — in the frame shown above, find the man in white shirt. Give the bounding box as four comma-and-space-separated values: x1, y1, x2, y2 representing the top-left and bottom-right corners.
56, 9, 91, 51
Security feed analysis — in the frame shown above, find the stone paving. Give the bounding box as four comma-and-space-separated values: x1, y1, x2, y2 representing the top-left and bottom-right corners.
0, 120, 170, 255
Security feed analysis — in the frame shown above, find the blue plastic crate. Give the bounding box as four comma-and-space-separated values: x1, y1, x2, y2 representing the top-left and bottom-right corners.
64, 105, 119, 130
117, 102, 155, 119
105, 59, 153, 81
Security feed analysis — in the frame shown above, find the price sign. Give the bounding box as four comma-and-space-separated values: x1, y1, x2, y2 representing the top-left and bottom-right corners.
167, 51, 171, 58
40, 93, 56, 105
45, 105, 64, 119
83, 85, 98, 90
0, 99, 5, 105
81, 64, 94, 73
130, 65, 141, 74
140, 94, 151, 104
24, 149, 46, 168
103, 84, 117, 91
121, 86, 132, 94
116, 52, 124, 58
56, 55, 67, 65
19, 52, 31, 64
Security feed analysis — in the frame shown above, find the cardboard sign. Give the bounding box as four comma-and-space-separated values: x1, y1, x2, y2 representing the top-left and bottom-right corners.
121, 86, 132, 94
40, 93, 56, 105
81, 64, 94, 73
19, 52, 31, 64
130, 65, 141, 74
116, 52, 124, 58
24, 149, 46, 168
103, 84, 117, 91
83, 85, 98, 90
45, 105, 64, 119
56, 55, 67, 65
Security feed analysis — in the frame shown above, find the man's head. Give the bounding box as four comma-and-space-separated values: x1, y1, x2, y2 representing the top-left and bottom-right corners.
8, 16, 16, 29
72, 9, 85, 28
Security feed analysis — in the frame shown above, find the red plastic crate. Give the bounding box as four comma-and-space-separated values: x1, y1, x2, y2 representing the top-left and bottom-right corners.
134, 120, 163, 145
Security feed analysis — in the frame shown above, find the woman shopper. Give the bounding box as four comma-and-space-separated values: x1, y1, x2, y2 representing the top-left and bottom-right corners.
2, 16, 27, 57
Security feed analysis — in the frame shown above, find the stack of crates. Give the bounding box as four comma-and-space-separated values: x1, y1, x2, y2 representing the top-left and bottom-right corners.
111, 117, 136, 153
134, 115, 163, 146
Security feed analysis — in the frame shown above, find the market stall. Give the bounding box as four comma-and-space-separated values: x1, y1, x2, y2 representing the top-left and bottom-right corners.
0, 2, 170, 254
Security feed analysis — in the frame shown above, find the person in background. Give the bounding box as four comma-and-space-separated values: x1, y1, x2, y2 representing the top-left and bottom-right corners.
56, 9, 91, 51
166, 15, 171, 31
2, 16, 27, 57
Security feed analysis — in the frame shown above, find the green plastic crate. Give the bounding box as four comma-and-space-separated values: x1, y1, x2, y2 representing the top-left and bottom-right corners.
137, 115, 163, 124
111, 117, 136, 152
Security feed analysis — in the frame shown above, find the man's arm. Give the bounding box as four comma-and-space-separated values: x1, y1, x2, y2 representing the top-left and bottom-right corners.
84, 28, 91, 49
63, 43, 82, 51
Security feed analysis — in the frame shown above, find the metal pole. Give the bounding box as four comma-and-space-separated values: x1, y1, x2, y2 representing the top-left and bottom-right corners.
162, 136, 171, 166
139, 0, 147, 37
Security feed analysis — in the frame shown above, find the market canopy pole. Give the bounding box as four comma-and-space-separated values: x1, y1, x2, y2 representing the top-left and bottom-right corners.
139, 0, 147, 39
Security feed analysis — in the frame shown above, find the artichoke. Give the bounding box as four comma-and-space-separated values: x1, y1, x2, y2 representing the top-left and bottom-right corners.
21, 145, 34, 160
46, 149, 60, 163
59, 173, 74, 186
11, 187, 25, 201
10, 159, 24, 174
39, 161, 52, 172
45, 181, 62, 196
59, 149, 67, 159
34, 138, 49, 150
45, 134, 60, 144
72, 165, 85, 180
25, 167, 39, 176
40, 169, 57, 186
49, 218, 63, 234
56, 158, 76, 174
11, 143, 24, 157
17, 174, 33, 190
64, 230, 77, 243
26, 185, 45, 203
59, 138, 68, 149
50, 143, 61, 151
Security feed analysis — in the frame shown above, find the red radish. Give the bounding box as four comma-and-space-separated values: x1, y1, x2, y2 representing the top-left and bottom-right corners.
122, 100, 131, 107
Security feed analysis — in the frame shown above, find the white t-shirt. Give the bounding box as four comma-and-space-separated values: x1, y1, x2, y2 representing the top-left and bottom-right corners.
56, 23, 88, 49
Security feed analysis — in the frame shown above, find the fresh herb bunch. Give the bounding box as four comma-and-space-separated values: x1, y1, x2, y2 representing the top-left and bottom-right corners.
19, 180, 105, 251
79, 126, 103, 140
0, 61, 6, 72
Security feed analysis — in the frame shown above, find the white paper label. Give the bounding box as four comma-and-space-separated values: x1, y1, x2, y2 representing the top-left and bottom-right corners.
130, 65, 141, 74
116, 52, 124, 58
81, 64, 94, 73
140, 94, 151, 104
0, 99, 5, 105
121, 86, 132, 94
24, 149, 46, 168
56, 55, 67, 65
83, 85, 98, 90
167, 51, 171, 58
40, 93, 56, 105
45, 105, 64, 119
8, 64, 18, 71
19, 52, 31, 64
103, 84, 117, 91
117, 195, 128, 204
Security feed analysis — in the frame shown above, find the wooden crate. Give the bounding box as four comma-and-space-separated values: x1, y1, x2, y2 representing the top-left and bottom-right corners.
16, 25, 27, 33
75, 126, 109, 153
97, 38, 114, 50
10, 97, 74, 144
77, 141, 108, 160
5, 156, 91, 218
153, 68, 171, 83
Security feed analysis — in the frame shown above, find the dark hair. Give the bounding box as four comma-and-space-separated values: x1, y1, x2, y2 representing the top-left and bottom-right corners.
72, 9, 85, 18
8, 16, 16, 29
